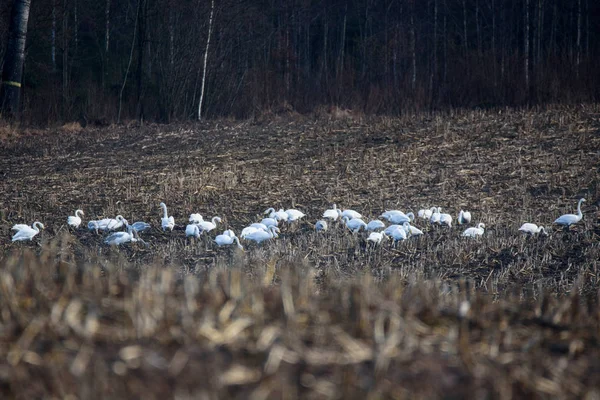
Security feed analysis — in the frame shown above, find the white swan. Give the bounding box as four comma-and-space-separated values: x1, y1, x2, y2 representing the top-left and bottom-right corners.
189, 213, 203, 224
402, 222, 424, 236
68, 209, 84, 228
105, 226, 139, 246
342, 209, 362, 220
387, 212, 415, 224
160, 202, 175, 231
198, 216, 221, 233
130, 221, 151, 232
417, 208, 433, 219
244, 226, 280, 244
215, 231, 243, 249
323, 204, 342, 220
240, 225, 265, 238
285, 209, 306, 222
12, 222, 44, 242
440, 212, 453, 227
367, 231, 387, 245
343, 216, 367, 233
462, 223, 485, 237
384, 224, 402, 235
186, 223, 201, 238
261, 217, 278, 227
366, 220, 386, 231
554, 198, 586, 227
519, 223, 548, 235
250, 222, 269, 231
388, 226, 407, 241
265, 208, 289, 221
458, 210, 472, 225
430, 207, 441, 224
92, 215, 127, 232
315, 220, 328, 231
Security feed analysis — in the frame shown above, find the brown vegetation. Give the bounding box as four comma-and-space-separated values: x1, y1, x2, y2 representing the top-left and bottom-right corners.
0, 106, 599, 397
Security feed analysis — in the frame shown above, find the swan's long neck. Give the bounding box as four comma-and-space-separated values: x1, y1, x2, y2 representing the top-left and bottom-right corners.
234, 237, 243, 248
161, 204, 168, 218
33, 222, 41, 231
212, 217, 219, 225
577, 199, 584, 219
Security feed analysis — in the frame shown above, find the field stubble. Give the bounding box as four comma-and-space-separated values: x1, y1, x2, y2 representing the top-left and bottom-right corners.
0, 105, 599, 398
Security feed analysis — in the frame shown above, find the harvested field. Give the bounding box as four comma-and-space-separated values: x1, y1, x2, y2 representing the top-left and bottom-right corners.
1, 105, 600, 398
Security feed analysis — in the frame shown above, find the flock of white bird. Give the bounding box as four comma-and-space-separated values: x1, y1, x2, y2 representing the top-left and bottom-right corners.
10, 198, 587, 249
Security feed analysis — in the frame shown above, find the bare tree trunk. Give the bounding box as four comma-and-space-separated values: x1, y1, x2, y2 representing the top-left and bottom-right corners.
524, 0, 530, 92
104, 0, 110, 88
550, 0, 557, 58
475, 0, 481, 54
63, 0, 69, 117
117, 0, 140, 123
337, 5, 347, 82
52, 0, 57, 73
462, 0, 468, 55
135, 0, 147, 121
74, 0, 78, 50
576, 0, 581, 75
0, 0, 32, 120
585, 0, 589, 57
492, 0, 496, 86
198, 0, 215, 120
411, 13, 416, 90
430, 0, 437, 104
443, 1, 447, 87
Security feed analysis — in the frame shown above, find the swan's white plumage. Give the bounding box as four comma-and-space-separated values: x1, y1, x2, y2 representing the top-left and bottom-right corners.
342, 209, 362, 220
315, 220, 328, 231
285, 209, 306, 222
430, 207, 441, 224
261, 217, 278, 227
367, 231, 386, 244
388, 226, 407, 241
198, 217, 221, 233
554, 198, 586, 226
366, 220, 386, 231
189, 213, 203, 224
215, 231, 243, 249
105, 226, 139, 245
160, 202, 175, 231
403, 222, 424, 236
440, 212, 453, 227
458, 210, 472, 225
387, 212, 415, 224
519, 223, 547, 235
68, 209, 84, 228
418, 208, 433, 219
244, 226, 279, 243
323, 204, 342, 220
343, 217, 367, 232
186, 224, 201, 238
130, 221, 151, 232
12, 222, 44, 242
462, 223, 485, 237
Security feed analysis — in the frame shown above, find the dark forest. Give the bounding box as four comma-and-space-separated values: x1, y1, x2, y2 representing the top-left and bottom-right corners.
1, 0, 599, 124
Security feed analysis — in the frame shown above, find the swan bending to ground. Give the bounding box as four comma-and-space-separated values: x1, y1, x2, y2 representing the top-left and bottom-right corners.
68, 209, 84, 228
105, 226, 143, 246
130, 221, 151, 232
189, 213, 203, 224
458, 210, 472, 225
215, 231, 243, 249
342, 209, 362, 220
88, 216, 127, 233
402, 222, 424, 236
323, 204, 342, 221
462, 223, 485, 237
160, 202, 175, 231
343, 217, 367, 233
388, 226, 407, 241
186, 224, 201, 238
265, 208, 289, 221
12, 222, 44, 242
315, 220, 328, 231
367, 231, 387, 244
261, 218, 278, 227
388, 212, 415, 224
519, 223, 548, 235
285, 209, 306, 222
440, 212, 453, 227
554, 198, 586, 227
244, 226, 280, 244
366, 220, 386, 231
430, 207, 441, 224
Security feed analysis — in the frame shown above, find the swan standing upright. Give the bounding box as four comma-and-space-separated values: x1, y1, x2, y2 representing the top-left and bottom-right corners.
323, 204, 342, 220
367, 231, 387, 245
554, 198, 586, 227
12, 222, 44, 242
457, 210, 472, 225
160, 202, 175, 231
68, 209, 84, 228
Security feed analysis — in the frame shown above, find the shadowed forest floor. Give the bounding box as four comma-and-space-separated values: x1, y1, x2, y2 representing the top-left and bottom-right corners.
0, 105, 599, 398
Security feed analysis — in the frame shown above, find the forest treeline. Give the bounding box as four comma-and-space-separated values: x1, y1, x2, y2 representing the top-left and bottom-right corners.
0, 0, 599, 124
